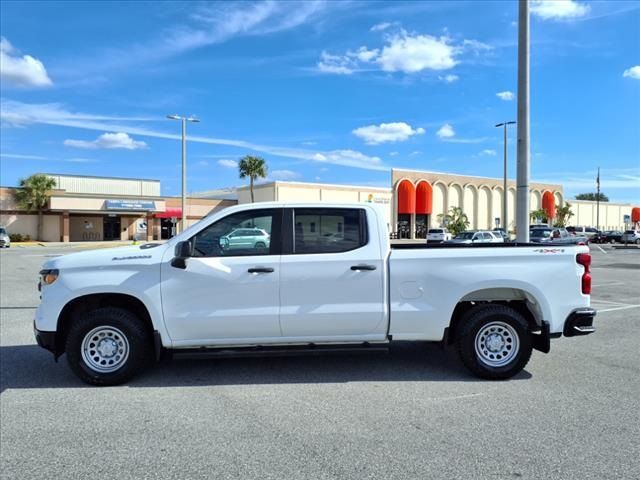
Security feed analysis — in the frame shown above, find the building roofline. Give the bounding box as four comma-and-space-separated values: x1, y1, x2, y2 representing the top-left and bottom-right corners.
236, 180, 392, 192
391, 167, 563, 187
40, 172, 160, 183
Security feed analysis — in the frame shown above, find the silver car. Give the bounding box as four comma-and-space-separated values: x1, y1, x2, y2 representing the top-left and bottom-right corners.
445, 230, 503, 244
621, 230, 640, 245
0, 227, 10, 248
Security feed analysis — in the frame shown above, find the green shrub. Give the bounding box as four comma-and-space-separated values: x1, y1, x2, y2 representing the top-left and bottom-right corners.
9, 233, 23, 242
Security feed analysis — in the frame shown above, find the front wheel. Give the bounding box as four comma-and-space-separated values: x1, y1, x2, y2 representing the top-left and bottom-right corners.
456, 305, 532, 380
65, 307, 152, 386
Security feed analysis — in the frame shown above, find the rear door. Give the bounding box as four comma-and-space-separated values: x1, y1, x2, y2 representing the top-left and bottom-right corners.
279, 207, 387, 340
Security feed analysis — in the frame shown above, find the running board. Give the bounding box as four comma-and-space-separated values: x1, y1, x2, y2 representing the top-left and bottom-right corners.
171, 343, 389, 360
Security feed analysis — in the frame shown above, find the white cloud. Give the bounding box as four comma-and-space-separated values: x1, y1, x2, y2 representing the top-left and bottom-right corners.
352, 122, 425, 145
312, 149, 383, 169
370, 22, 392, 32
317, 30, 490, 76
65, 157, 97, 163
1, 100, 388, 171
0, 152, 48, 160
377, 32, 458, 73
0, 37, 52, 87
496, 90, 515, 101
64, 132, 148, 150
196, 160, 209, 166
439, 74, 459, 83
531, 0, 591, 20
217, 159, 238, 168
317, 51, 356, 75
623, 66, 640, 79
436, 123, 455, 139
389, 151, 399, 156
480, 149, 497, 156
270, 169, 301, 181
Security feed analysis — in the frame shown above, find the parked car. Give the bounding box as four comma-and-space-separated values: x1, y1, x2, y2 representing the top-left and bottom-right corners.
530, 227, 588, 245
0, 226, 10, 248
445, 230, 504, 244
567, 226, 600, 239
492, 228, 510, 242
592, 230, 623, 244
426, 228, 452, 243
220, 227, 270, 251
621, 230, 640, 245
34, 202, 595, 385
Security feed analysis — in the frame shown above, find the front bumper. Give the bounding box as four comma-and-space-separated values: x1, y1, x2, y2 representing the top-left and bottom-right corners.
34, 321, 57, 354
563, 308, 597, 337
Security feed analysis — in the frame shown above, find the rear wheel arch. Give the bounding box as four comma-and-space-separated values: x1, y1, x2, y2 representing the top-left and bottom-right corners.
446, 288, 543, 345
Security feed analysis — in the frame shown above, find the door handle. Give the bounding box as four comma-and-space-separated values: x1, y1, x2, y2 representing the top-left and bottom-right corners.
350, 264, 377, 271
248, 267, 274, 274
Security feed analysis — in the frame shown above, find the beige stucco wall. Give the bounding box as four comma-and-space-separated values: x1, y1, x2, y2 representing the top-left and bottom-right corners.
46, 174, 160, 197
0, 213, 59, 241
70, 216, 104, 241
569, 200, 637, 230
392, 169, 564, 235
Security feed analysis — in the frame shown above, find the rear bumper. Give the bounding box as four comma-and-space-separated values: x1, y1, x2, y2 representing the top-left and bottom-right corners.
34, 321, 57, 354
563, 308, 596, 337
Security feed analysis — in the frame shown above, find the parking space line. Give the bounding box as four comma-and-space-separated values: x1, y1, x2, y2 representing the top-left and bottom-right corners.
592, 282, 625, 287
597, 305, 640, 313
591, 299, 634, 305
594, 245, 607, 254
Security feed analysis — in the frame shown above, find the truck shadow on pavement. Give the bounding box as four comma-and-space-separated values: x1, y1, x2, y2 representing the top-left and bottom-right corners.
0, 342, 531, 392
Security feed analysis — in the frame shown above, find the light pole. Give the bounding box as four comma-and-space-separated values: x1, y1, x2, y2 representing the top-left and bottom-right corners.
167, 114, 200, 233
516, 0, 531, 242
495, 121, 516, 231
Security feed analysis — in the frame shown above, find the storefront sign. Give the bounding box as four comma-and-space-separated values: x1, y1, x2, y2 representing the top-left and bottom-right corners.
365, 194, 390, 205
104, 199, 156, 211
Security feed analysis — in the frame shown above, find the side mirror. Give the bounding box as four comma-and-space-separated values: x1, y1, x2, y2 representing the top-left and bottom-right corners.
171, 240, 192, 269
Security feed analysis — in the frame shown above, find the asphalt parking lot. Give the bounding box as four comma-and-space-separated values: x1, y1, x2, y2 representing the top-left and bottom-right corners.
1, 244, 638, 480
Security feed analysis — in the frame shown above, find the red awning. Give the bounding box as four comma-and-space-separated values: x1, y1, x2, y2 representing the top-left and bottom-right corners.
155, 207, 182, 219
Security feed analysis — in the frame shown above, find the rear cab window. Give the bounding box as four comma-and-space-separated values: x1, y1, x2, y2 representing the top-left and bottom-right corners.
289, 208, 368, 254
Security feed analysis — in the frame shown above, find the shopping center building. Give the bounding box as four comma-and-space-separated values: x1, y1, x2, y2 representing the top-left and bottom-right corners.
1, 170, 637, 242
0, 173, 234, 242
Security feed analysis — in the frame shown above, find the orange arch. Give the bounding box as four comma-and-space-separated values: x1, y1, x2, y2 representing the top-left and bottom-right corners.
632, 207, 640, 223
416, 181, 433, 215
397, 180, 416, 214
542, 191, 556, 219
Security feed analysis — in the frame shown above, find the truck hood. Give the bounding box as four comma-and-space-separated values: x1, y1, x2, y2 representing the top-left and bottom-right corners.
42, 243, 170, 271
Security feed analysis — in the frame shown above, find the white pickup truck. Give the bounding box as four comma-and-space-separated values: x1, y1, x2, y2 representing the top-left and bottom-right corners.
34, 202, 596, 385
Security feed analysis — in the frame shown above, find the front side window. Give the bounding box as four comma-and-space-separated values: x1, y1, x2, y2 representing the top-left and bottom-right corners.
293, 208, 366, 254
192, 209, 275, 257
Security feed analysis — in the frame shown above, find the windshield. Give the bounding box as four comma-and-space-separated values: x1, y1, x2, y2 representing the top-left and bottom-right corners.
0, 228, 6, 235
531, 229, 552, 238
428, 229, 444, 233
456, 232, 475, 239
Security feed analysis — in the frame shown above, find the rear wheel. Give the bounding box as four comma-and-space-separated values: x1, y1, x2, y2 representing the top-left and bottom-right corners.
65, 307, 152, 386
255, 242, 266, 248
636, 239, 640, 245
456, 305, 532, 380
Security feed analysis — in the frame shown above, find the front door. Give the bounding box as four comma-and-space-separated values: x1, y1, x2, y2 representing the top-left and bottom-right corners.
279, 207, 387, 341
160, 208, 282, 346
103, 216, 121, 241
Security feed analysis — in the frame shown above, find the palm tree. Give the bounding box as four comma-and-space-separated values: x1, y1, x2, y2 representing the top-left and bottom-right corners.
13, 174, 57, 240
238, 155, 267, 203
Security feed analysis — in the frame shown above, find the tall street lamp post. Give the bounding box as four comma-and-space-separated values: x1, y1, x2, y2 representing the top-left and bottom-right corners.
495, 121, 516, 231
516, 0, 531, 242
167, 114, 200, 233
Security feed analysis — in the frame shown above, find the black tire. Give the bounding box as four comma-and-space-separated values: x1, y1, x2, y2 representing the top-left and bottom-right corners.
636, 239, 640, 245
65, 307, 152, 386
456, 304, 533, 380
255, 242, 265, 248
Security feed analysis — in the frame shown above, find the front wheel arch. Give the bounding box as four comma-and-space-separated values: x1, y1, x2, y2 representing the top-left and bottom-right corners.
56, 293, 157, 358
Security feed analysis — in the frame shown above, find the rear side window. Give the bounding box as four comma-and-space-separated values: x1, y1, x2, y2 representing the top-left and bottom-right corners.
429, 229, 444, 234
293, 208, 367, 254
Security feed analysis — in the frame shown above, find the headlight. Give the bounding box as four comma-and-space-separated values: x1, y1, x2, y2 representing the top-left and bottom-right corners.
39, 269, 59, 286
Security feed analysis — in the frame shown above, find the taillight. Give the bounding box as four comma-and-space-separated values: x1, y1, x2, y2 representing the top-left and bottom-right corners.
576, 253, 591, 295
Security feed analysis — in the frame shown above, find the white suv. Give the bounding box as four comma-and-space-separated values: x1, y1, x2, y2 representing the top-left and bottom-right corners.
426, 228, 452, 243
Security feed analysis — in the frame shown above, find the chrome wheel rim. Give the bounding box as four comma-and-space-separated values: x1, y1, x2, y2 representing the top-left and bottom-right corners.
81, 326, 130, 373
474, 321, 519, 368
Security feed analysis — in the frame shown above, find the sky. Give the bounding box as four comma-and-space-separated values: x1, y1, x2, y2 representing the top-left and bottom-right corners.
1, 0, 639, 202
